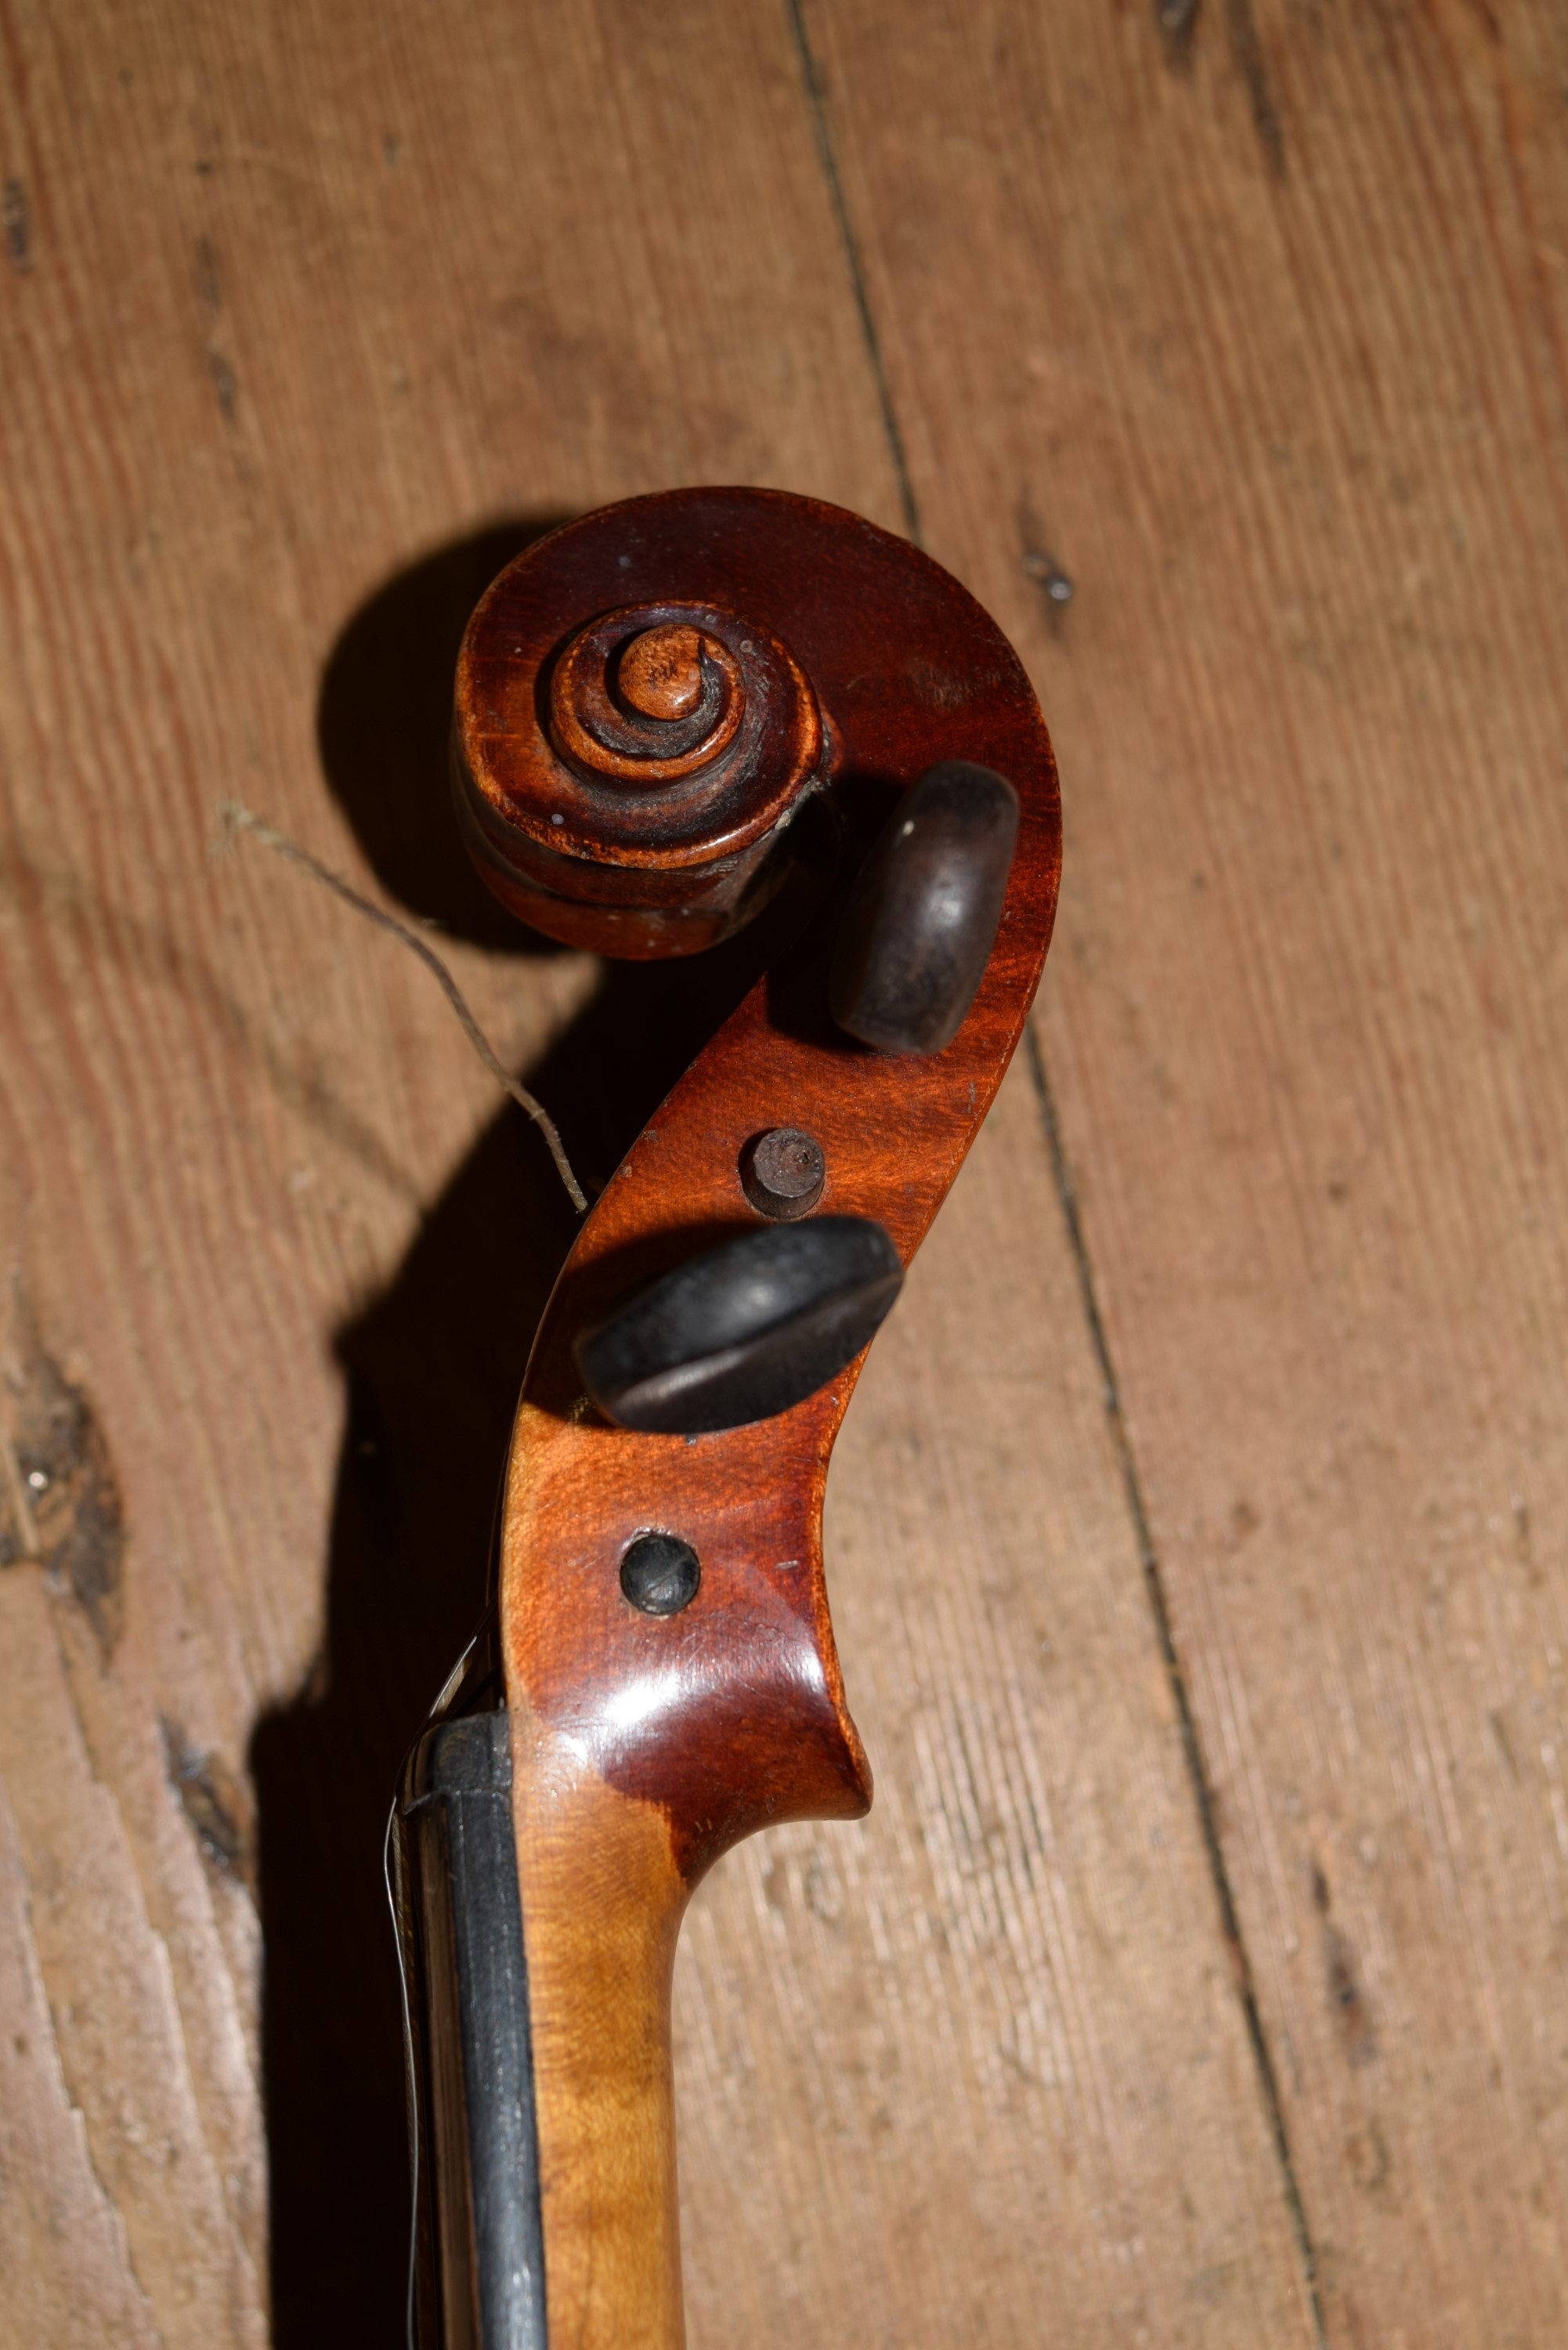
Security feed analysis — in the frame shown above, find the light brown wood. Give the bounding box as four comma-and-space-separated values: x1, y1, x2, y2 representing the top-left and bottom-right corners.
797, 0, 1568, 2338
677, 1053, 1312, 2345
0, 6, 905, 2342
2, 0, 1562, 2344
509, 1708, 690, 2350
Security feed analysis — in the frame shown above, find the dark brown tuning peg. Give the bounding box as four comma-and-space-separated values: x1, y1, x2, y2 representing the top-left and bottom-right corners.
829, 761, 1021, 1054
574, 1217, 903, 1435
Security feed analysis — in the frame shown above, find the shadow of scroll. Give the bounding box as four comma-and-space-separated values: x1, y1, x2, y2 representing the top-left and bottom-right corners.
250, 517, 807, 2346
313, 516, 572, 953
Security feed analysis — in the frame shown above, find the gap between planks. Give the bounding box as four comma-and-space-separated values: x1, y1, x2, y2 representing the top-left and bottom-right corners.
784, 5, 1328, 2332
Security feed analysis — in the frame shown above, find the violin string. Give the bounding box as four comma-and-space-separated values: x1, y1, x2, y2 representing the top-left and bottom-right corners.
383, 1801, 422, 2350
221, 802, 587, 1213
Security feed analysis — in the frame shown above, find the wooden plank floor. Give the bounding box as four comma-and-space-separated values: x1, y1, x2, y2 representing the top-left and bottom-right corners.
1, 2, 1564, 2342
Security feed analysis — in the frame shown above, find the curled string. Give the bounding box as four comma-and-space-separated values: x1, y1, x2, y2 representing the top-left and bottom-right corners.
221, 803, 587, 1215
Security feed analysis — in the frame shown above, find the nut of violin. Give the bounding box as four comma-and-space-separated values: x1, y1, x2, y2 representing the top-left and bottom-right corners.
573, 1217, 903, 1435
830, 761, 1021, 1054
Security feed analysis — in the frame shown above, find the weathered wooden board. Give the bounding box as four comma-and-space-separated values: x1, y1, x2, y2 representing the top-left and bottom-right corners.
797, 0, 1568, 2338
677, 1055, 1307, 2345
7, 0, 1560, 2341
0, 1, 1307, 2345
0, 4, 904, 2341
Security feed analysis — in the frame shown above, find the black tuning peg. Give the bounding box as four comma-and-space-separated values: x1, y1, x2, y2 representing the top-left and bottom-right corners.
830, 761, 1020, 1054
574, 1217, 904, 1436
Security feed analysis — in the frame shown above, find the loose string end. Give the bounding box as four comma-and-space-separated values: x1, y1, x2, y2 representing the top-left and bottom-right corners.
222, 802, 588, 1215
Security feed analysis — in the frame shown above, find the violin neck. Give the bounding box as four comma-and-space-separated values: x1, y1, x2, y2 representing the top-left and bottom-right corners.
396, 1703, 688, 2350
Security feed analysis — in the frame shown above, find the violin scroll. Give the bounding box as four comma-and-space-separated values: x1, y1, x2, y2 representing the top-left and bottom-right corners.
398, 487, 1062, 2350
453, 559, 824, 956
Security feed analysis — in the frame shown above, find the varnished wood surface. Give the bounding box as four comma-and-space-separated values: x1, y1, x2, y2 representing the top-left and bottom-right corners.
508, 1714, 690, 2350
1, 2, 1564, 2346
488, 488, 1060, 2343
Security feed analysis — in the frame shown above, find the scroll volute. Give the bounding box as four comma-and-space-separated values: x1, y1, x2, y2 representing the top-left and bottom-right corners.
453, 518, 824, 956
458, 488, 1061, 2348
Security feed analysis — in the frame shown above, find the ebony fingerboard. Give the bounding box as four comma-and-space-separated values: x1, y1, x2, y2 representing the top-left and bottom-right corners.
398, 1712, 546, 2350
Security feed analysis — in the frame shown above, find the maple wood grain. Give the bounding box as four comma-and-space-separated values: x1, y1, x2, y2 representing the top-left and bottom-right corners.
507, 1723, 691, 2350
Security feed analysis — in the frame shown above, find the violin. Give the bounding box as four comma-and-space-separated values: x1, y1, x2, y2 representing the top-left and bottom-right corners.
388, 486, 1061, 2349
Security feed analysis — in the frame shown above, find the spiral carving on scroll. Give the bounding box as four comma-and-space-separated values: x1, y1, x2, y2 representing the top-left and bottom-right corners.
453, 548, 825, 956
549, 613, 746, 785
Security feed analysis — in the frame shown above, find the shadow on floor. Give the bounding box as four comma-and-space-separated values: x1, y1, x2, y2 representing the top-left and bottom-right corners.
249, 516, 813, 2345
314, 513, 569, 953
